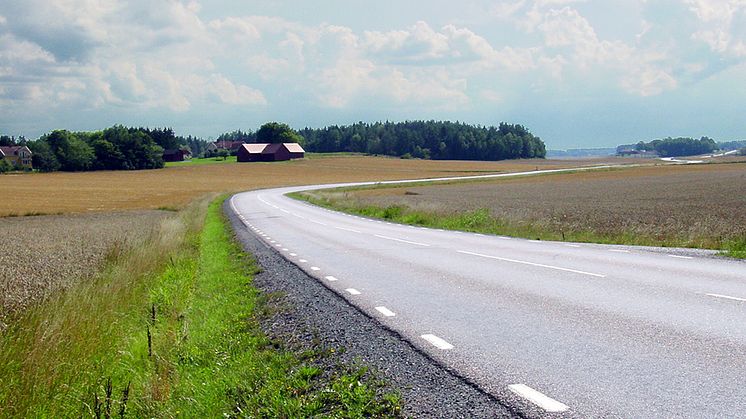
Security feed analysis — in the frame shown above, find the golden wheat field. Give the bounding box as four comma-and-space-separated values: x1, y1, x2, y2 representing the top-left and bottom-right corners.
335, 161, 746, 248
0, 155, 615, 216
0, 210, 167, 327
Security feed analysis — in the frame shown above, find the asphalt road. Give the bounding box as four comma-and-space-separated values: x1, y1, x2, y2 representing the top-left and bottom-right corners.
230, 169, 746, 418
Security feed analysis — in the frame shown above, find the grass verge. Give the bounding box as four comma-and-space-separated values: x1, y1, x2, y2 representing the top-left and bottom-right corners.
0, 196, 400, 417
165, 156, 237, 166
290, 189, 746, 259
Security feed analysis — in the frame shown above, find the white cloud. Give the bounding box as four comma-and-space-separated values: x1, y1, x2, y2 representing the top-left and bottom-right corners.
685, 0, 746, 56
622, 67, 678, 97
207, 75, 267, 106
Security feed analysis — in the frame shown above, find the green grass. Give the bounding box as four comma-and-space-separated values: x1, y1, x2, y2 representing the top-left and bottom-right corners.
0, 196, 401, 417
165, 155, 237, 166
290, 190, 746, 259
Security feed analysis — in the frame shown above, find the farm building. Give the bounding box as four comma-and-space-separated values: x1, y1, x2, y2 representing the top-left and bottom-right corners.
0, 146, 33, 169
162, 149, 191, 162
237, 143, 305, 162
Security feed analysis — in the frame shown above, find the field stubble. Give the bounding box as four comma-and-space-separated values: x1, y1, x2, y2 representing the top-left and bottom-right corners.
310, 163, 746, 251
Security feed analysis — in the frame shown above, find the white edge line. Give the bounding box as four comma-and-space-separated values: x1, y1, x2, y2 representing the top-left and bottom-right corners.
420, 334, 453, 350
508, 384, 569, 413
668, 254, 694, 259
458, 250, 606, 278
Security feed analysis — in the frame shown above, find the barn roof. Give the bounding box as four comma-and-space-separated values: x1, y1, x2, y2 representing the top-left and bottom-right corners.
283, 143, 305, 153
261, 143, 283, 154
241, 143, 268, 154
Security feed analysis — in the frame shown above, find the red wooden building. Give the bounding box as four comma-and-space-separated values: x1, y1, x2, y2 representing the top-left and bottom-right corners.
236, 143, 305, 162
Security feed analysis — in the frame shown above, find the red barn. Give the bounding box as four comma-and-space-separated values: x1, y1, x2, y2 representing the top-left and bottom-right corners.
237, 143, 305, 162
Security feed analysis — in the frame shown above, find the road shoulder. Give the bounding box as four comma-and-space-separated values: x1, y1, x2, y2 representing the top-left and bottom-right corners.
224, 199, 516, 418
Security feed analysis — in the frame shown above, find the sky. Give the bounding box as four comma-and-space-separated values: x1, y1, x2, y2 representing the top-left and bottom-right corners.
1, 0, 745, 149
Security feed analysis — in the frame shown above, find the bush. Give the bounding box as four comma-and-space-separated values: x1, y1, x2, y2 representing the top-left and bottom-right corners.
0, 159, 11, 173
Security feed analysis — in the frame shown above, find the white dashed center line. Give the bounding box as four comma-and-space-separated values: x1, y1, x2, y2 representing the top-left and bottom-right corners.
508, 384, 569, 412
421, 334, 454, 350
345, 288, 361, 295
374, 234, 430, 247
706, 293, 746, 302
310, 266, 321, 271
324, 276, 339, 282
375, 306, 396, 317
309, 220, 328, 226
334, 226, 361, 233
458, 250, 606, 278
299, 259, 307, 263
289, 253, 297, 256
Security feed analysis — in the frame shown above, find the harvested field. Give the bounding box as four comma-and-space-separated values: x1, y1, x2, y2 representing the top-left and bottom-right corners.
0, 210, 168, 326
0, 155, 631, 216
313, 162, 746, 250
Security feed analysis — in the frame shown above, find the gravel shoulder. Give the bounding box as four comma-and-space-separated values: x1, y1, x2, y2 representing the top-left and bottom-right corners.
224, 200, 517, 418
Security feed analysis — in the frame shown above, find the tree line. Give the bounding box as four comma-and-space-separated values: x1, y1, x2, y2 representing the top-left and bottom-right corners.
298, 121, 546, 160
618, 137, 719, 157
2, 120, 546, 173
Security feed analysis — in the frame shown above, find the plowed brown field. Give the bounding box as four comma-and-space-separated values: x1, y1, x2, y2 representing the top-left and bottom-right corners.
334, 162, 746, 248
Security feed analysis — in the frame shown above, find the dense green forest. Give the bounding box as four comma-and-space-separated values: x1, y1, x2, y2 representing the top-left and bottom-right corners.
298, 121, 546, 160
619, 137, 719, 157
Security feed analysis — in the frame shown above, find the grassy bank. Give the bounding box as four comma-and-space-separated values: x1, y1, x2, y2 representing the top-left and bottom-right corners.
290, 184, 746, 259
0, 197, 400, 417
165, 156, 237, 166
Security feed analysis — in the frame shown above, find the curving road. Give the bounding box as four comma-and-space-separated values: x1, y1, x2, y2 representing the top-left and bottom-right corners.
229, 169, 746, 418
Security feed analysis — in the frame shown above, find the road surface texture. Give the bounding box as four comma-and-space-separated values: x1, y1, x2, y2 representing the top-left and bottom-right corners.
229, 169, 746, 418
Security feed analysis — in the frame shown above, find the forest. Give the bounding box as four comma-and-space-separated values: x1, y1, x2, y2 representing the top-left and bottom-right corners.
620, 137, 719, 157
298, 121, 546, 160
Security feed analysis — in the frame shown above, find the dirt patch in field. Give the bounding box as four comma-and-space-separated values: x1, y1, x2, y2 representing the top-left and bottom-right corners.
0, 211, 167, 326
340, 163, 746, 247
0, 156, 630, 216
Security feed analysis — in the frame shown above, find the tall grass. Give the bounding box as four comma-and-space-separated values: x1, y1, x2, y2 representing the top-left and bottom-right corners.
0, 197, 209, 417
0, 196, 401, 417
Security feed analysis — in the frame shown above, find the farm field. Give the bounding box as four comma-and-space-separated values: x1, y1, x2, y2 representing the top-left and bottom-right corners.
298, 162, 746, 253
0, 155, 631, 216
0, 211, 167, 328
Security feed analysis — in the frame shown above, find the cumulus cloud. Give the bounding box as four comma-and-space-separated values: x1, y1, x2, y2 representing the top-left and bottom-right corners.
2, 0, 745, 138
685, 0, 746, 56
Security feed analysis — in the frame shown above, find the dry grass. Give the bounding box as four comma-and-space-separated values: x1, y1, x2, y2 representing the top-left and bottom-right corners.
319, 162, 746, 249
0, 155, 629, 216
0, 211, 168, 327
